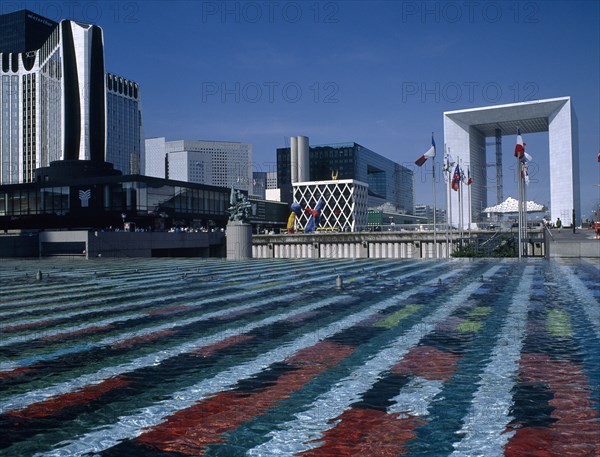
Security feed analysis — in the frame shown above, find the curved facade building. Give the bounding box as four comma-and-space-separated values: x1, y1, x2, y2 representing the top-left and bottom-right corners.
0, 10, 143, 184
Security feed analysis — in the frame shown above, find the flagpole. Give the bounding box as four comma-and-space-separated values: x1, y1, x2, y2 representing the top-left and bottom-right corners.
445, 145, 450, 258
459, 159, 463, 244
432, 152, 438, 260
448, 147, 454, 256
517, 156, 523, 260
523, 166, 528, 256
468, 168, 472, 240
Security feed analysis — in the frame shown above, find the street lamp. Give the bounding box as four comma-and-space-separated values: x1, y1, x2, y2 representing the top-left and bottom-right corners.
121, 213, 126, 230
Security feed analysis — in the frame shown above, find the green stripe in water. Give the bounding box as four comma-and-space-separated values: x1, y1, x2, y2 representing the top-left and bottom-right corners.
374, 304, 422, 328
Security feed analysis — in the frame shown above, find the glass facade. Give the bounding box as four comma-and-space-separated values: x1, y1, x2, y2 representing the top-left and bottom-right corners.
277, 142, 414, 214
106, 74, 143, 174
0, 176, 230, 229
1, 13, 142, 185
0, 174, 288, 231
0, 10, 57, 54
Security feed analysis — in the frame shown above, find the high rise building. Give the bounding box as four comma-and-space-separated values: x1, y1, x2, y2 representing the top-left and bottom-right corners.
277, 141, 414, 213
144, 138, 254, 195
415, 204, 447, 223
144, 136, 166, 178
252, 171, 267, 200
266, 171, 277, 189
0, 9, 57, 53
106, 72, 144, 174
0, 10, 143, 184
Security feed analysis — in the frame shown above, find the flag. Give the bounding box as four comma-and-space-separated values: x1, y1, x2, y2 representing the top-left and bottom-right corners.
520, 144, 533, 164
522, 162, 530, 185
415, 135, 436, 166
443, 151, 455, 173
514, 128, 525, 159
467, 167, 473, 185
452, 164, 461, 191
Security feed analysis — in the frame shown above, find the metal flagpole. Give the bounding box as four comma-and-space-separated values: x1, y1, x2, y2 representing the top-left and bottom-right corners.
468, 167, 472, 240
459, 160, 463, 243
432, 149, 438, 260
447, 147, 454, 256
445, 145, 450, 258
523, 164, 528, 256
517, 156, 523, 260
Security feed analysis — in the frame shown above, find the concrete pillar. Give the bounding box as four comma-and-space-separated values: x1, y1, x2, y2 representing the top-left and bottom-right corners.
226, 222, 252, 260
360, 242, 369, 258
290, 136, 298, 183
297, 135, 309, 182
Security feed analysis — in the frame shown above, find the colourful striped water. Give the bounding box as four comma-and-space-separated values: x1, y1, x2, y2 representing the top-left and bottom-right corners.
0, 258, 598, 456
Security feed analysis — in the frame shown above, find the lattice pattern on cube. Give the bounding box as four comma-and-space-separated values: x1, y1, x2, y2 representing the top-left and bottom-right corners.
293, 180, 368, 232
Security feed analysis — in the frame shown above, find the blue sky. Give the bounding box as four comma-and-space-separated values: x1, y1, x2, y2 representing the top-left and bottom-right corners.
8, 1, 600, 218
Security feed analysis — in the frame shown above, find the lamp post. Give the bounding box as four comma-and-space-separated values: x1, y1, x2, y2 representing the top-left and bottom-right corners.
121, 213, 126, 231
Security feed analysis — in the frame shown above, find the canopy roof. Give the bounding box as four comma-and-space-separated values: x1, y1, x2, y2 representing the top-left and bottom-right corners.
483, 197, 545, 214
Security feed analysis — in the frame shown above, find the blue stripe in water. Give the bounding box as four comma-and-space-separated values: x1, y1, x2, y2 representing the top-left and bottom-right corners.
404, 262, 526, 457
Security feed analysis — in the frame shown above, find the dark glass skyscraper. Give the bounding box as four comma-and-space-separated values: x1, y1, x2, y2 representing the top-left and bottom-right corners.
0, 10, 57, 53
277, 142, 414, 214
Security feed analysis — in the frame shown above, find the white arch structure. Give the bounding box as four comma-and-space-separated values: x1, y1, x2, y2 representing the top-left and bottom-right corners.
444, 96, 579, 227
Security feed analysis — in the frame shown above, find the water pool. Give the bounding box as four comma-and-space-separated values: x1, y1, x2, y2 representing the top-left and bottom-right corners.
0, 258, 598, 456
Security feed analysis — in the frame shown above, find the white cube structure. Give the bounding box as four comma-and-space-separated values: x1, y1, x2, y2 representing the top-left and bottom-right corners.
293, 179, 368, 232
444, 97, 580, 226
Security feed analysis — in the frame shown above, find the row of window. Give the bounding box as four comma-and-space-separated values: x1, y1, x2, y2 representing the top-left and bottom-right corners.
0, 183, 230, 217
106, 74, 139, 99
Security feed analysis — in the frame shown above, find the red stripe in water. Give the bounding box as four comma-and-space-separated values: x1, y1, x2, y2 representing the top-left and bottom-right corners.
146, 305, 189, 316
0, 366, 36, 380
300, 408, 425, 456
111, 328, 179, 349
8, 376, 131, 419
191, 334, 255, 358
2, 318, 56, 332
135, 340, 356, 455
40, 324, 114, 342
505, 353, 600, 457
392, 345, 460, 381
304, 345, 460, 455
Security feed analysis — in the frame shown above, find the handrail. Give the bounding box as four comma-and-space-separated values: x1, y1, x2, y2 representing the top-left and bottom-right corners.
542, 222, 554, 241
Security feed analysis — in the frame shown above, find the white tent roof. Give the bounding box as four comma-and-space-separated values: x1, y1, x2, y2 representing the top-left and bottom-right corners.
483, 197, 545, 214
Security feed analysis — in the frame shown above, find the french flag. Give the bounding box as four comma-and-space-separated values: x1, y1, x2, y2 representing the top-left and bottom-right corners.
415, 135, 436, 166
514, 128, 525, 159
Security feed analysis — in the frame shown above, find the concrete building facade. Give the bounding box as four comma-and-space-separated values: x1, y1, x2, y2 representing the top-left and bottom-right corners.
444, 97, 580, 226
144, 138, 253, 195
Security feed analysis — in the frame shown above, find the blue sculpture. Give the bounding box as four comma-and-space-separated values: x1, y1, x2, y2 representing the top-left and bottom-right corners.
304, 199, 324, 233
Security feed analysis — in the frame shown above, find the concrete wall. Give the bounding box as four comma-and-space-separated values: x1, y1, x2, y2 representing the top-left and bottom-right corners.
38, 230, 225, 258
548, 239, 600, 258
253, 232, 455, 260
0, 234, 39, 258
253, 231, 547, 260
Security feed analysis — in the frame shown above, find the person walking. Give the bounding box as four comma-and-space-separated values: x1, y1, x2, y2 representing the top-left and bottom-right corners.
556, 218, 562, 233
